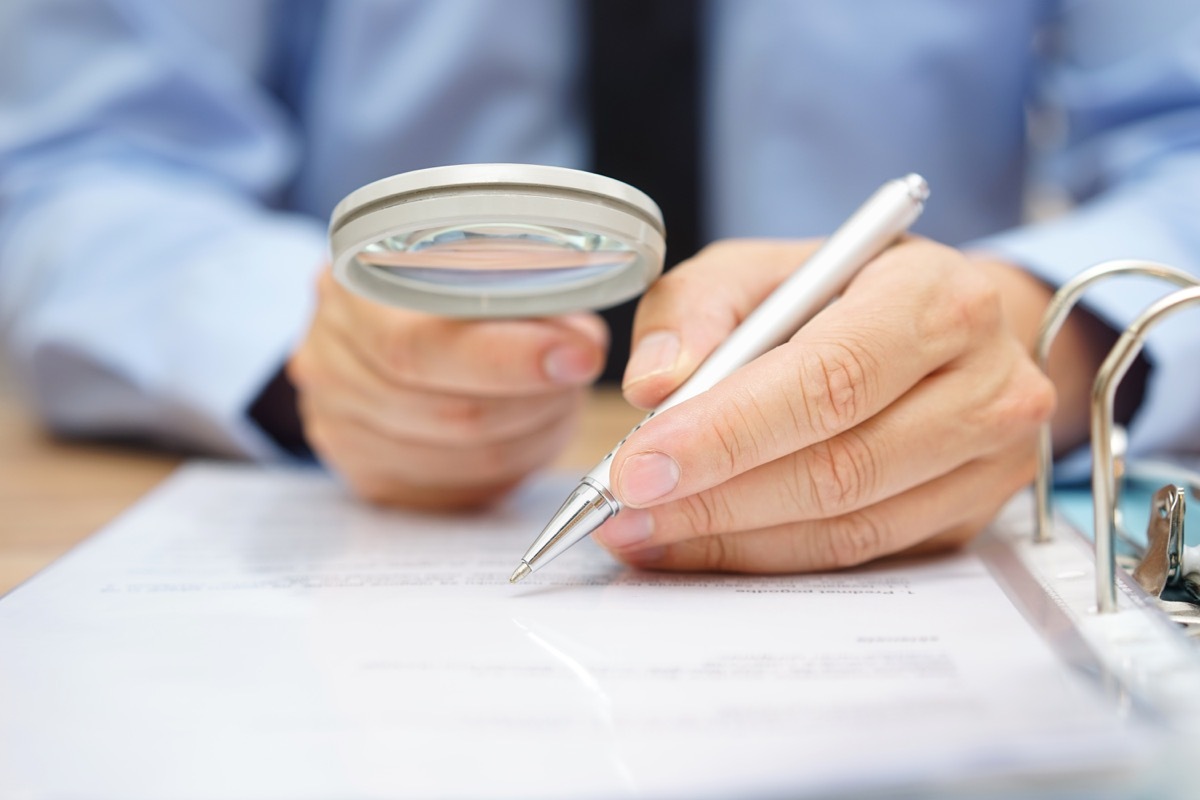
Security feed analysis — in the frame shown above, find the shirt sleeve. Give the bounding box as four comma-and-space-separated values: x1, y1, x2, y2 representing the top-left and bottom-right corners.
0, 0, 328, 460
971, 1, 1200, 460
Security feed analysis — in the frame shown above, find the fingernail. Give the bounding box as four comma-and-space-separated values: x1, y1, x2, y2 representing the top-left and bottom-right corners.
618, 451, 680, 506
595, 509, 654, 548
623, 331, 680, 387
543, 345, 596, 385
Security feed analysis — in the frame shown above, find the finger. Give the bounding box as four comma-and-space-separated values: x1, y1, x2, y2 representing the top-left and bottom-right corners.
303, 394, 582, 509
606, 448, 1037, 574
310, 377, 585, 447
595, 340, 1053, 547
623, 240, 824, 408
290, 310, 402, 419
318, 271, 608, 395
610, 239, 998, 509
555, 311, 611, 350
294, 318, 585, 446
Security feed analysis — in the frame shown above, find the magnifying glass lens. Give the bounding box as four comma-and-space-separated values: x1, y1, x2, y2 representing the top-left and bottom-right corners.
359, 223, 636, 295
330, 164, 665, 316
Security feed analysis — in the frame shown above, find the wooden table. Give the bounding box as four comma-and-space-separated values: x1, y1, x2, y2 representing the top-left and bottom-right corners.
0, 390, 643, 594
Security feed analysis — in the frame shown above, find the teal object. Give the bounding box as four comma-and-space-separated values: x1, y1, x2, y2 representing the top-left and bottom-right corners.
1055, 482, 1200, 555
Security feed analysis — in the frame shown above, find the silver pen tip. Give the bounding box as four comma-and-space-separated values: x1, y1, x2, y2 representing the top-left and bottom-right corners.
509, 562, 532, 584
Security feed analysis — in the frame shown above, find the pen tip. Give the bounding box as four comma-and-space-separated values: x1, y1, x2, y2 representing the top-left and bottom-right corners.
509, 562, 532, 584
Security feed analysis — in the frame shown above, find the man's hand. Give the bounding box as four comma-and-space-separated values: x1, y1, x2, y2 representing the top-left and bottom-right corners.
593, 238, 1105, 572
288, 269, 607, 509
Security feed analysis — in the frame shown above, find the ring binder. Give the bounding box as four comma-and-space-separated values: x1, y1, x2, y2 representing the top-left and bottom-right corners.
1033, 260, 1199, 546
1091, 284, 1200, 611
1014, 260, 1200, 730
1027, 260, 1200, 618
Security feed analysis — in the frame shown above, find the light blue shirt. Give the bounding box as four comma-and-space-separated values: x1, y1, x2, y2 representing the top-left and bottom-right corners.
1, 0, 1198, 461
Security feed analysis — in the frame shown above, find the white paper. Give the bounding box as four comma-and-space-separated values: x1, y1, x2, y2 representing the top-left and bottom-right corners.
0, 463, 1151, 798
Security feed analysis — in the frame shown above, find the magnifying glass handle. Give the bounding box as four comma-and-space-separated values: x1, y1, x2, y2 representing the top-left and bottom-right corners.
510, 174, 930, 583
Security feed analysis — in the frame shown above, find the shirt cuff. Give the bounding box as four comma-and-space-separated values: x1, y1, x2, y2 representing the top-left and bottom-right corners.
969, 170, 1200, 468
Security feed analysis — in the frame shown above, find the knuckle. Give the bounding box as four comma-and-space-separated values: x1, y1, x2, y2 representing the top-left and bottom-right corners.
918, 262, 1002, 347
638, 242, 742, 330
378, 318, 429, 379
641, 260, 694, 305
800, 433, 875, 516
801, 341, 872, 437
951, 271, 1003, 338
1009, 362, 1057, 428
697, 534, 738, 572
433, 395, 492, 440
677, 490, 737, 535
823, 513, 889, 569
978, 357, 1057, 438
638, 269, 703, 331
710, 387, 771, 475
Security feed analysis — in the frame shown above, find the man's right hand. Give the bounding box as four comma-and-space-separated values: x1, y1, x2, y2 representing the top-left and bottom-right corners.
288, 269, 608, 509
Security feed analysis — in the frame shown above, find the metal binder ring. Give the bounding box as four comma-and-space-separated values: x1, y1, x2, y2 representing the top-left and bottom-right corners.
1033, 260, 1199, 544
1093, 284, 1200, 613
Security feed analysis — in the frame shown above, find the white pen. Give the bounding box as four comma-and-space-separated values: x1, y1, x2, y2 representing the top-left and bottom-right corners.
509, 174, 930, 583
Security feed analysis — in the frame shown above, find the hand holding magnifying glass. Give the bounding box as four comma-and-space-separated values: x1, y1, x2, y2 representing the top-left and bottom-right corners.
287, 270, 608, 509
290, 164, 659, 508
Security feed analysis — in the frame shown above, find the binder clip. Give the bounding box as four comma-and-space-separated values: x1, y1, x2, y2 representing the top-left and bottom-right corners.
1033, 260, 1200, 621
1132, 485, 1200, 630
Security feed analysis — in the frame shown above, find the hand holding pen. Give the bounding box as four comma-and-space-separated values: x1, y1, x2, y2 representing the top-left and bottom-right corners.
515, 176, 1069, 579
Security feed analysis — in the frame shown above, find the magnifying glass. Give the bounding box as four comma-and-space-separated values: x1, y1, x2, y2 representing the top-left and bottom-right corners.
329, 164, 666, 318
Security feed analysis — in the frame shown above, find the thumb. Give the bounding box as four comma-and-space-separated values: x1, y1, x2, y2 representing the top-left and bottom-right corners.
622, 239, 824, 409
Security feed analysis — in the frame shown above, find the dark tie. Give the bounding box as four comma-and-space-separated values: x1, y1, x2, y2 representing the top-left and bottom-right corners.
586, 0, 703, 383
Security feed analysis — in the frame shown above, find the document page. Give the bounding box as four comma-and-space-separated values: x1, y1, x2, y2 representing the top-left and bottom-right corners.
0, 463, 1149, 799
